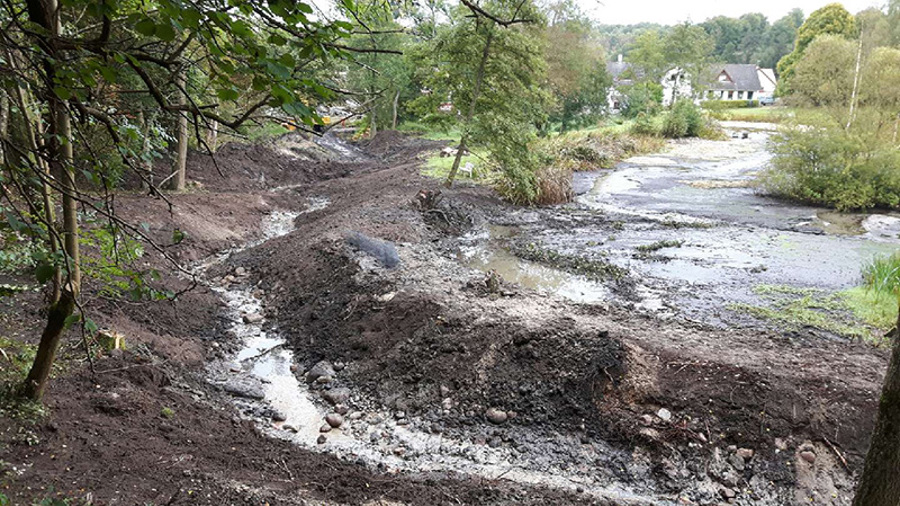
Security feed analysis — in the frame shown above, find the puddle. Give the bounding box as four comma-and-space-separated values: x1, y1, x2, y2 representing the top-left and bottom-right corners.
459, 226, 610, 304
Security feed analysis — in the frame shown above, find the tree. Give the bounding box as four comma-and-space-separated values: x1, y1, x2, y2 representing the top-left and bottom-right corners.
0, 0, 373, 400
852, 305, 900, 506
663, 22, 714, 96
412, 0, 548, 190
758, 9, 804, 70
628, 29, 667, 83
778, 3, 856, 94
542, 0, 610, 132
789, 35, 856, 107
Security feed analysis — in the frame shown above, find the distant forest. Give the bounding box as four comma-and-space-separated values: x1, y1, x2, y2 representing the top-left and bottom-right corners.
596, 9, 805, 70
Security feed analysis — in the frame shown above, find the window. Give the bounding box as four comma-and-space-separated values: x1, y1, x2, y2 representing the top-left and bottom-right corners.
748, 91, 754, 100
737, 91, 744, 99
728, 91, 734, 99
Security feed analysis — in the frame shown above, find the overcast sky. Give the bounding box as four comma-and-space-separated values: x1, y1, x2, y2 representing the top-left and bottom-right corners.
584, 0, 886, 25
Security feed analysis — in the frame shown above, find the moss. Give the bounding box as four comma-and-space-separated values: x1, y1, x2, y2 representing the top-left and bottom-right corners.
635, 239, 684, 253
511, 242, 627, 281
731, 284, 894, 343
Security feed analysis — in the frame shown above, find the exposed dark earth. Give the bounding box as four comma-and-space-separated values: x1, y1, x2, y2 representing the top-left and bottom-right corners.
1, 127, 892, 505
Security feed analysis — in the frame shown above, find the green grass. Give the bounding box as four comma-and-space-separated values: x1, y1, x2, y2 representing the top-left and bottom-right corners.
861, 253, 900, 294
708, 107, 795, 123
422, 153, 486, 182
730, 283, 896, 343
397, 121, 462, 143
635, 239, 684, 253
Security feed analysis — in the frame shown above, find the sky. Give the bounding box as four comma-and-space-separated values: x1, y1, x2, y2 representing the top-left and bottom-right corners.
584, 0, 886, 25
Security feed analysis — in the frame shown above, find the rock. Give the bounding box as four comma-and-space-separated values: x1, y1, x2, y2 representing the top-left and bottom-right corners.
315, 375, 333, 384
397, 418, 409, 426
334, 404, 349, 415
728, 454, 745, 471
223, 383, 264, 400
272, 411, 287, 422
317, 435, 327, 444
306, 361, 335, 383
720, 488, 737, 499
283, 425, 298, 433
696, 432, 708, 443
322, 388, 350, 405
441, 398, 452, 410
242, 313, 263, 324
485, 408, 508, 424
229, 364, 242, 373
289, 364, 299, 373
440, 385, 451, 397
737, 448, 754, 460
657, 408, 672, 422
319, 424, 332, 433
774, 438, 788, 451
235, 266, 247, 276
799, 451, 816, 463
640, 414, 654, 425
394, 411, 406, 419
333, 362, 346, 372
325, 413, 344, 428
349, 412, 364, 420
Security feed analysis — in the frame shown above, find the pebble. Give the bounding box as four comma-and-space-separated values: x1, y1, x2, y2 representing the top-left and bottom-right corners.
333, 362, 346, 372
242, 313, 263, 324
485, 408, 508, 424
283, 425, 298, 433
349, 412, 364, 420
720, 487, 737, 499
325, 413, 344, 428
440, 385, 451, 397
737, 448, 754, 459
729, 454, 745, 471
799, 451, 816, 463
657, 408, 672, 422
272, 411, 287, 422
235, 266, 247, 276
322, 388, 350, 405
334, 404, 349, 415
306, 361, 335, 383
316, 375, 333, 384
319, 424, 332, 433
317, 435, 327, 444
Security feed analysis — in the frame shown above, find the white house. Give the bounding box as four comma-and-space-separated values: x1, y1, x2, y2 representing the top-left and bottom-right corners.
702, 64, 777, 101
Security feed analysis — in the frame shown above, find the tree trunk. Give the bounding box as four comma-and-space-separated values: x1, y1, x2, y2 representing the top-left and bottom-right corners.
0, 89, 8, 165
206, 120, 218, 152
446, 26, 493, 188
392, 90, 400, 130
846, 36, 863, 131
852, 305, 900, 506
138, 110, 152, 190
21, 291, 75, 400
169, 70, 188, 191
21, 0, 79, 401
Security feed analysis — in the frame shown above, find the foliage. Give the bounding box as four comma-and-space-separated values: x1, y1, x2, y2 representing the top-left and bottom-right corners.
542, 1, 611, 132
620, 82, 663, 118
513, 242, 628, 280
777, 3, 857, 95
760, 123, 900, 210
701, 100, 760, 110
660, 101, 705, 138
787, 35, 856, 107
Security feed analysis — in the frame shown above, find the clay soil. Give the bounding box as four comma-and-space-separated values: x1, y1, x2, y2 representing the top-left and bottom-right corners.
0, 131, 890, 505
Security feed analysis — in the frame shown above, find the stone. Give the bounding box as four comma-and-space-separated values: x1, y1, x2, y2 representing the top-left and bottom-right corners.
325, 413, 344, 428
640, 414, 654, 425
774, 438, 788, 451
242, 313, 263, 324
223, 383, 264, 400
720, 488, 736, 499
283, 425, 298, 433
315, 375, 333, 384
306, 361, 335, 383
322, 388, 350, 405
317, 435, 327, 444
349, 412, 364, 420
319, 424, 332, 433
334, 404, 349, 415
657, 408, 672, 422
235, 266, 247, 276
272, 411, 287, 422
799, 451, 816, 463
728, 454, 745, 471
441, 398, 452, 410
736, 448, 754, 460
440, 385, 451, 397
333, 362, 346, 371
485, 408, 508, 424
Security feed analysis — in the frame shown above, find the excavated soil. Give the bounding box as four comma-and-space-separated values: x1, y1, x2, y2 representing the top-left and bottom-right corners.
0, 131, 889, 505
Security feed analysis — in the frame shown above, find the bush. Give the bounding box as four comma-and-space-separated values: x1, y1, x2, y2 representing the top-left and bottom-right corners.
661, 101, 705, 138
760, 126, 900, 210
862, 253, 900, 295
630, 112, 658, 136
701, 99, 760, 110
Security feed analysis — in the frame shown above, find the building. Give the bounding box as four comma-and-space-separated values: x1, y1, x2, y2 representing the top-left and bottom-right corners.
606, 55, 637, 112
703, 64, 777, 101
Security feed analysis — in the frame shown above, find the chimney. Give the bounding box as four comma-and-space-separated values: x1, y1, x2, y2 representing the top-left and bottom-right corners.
618, 54, 623, 63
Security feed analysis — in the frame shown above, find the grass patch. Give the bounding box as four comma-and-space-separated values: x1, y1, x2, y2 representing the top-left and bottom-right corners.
861, 252, 900, 294
635, 239, 684, 253
422, 153, 484, 181
397, 121, 462, 143
730, 283, 894, 343
512, 242, 627, 281
708, 107, 795, 123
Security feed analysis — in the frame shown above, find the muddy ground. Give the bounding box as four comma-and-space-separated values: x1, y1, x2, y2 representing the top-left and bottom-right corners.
0, 131, 890, 505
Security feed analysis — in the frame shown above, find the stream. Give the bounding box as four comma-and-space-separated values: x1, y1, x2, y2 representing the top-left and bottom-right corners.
462, 123, 900, 329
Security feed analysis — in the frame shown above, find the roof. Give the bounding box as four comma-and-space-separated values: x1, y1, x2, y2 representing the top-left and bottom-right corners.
706, 64, 763, 92
606, 61, 642, 85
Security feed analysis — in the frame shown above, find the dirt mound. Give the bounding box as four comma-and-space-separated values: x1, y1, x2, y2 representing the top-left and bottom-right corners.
360, 130, 447, 162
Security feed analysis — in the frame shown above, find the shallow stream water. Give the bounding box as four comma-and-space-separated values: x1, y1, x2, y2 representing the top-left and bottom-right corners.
462, 123, 900, 327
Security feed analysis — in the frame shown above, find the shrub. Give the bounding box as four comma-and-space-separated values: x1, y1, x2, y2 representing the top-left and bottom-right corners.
760, 126, 900, 210
862, 253, 900, 295
630, 112, 658, 136
701, 99, 760, 110
661, 101, 705, 138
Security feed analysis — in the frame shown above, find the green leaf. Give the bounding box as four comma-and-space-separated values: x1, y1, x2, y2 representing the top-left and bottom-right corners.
156, 23, 176, 42
35, 263, 55, 284
135, 19, 156, 37
172, 228, 186, 245
216, 88, 240, 101
63, 313, 81, 329
52, 87, 72, 100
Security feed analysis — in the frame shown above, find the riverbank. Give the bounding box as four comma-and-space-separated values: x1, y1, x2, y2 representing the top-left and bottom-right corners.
0, 130, 889, 505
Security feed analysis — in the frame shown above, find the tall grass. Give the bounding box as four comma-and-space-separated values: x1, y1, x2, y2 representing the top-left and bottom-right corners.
862, 253, 900, 295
